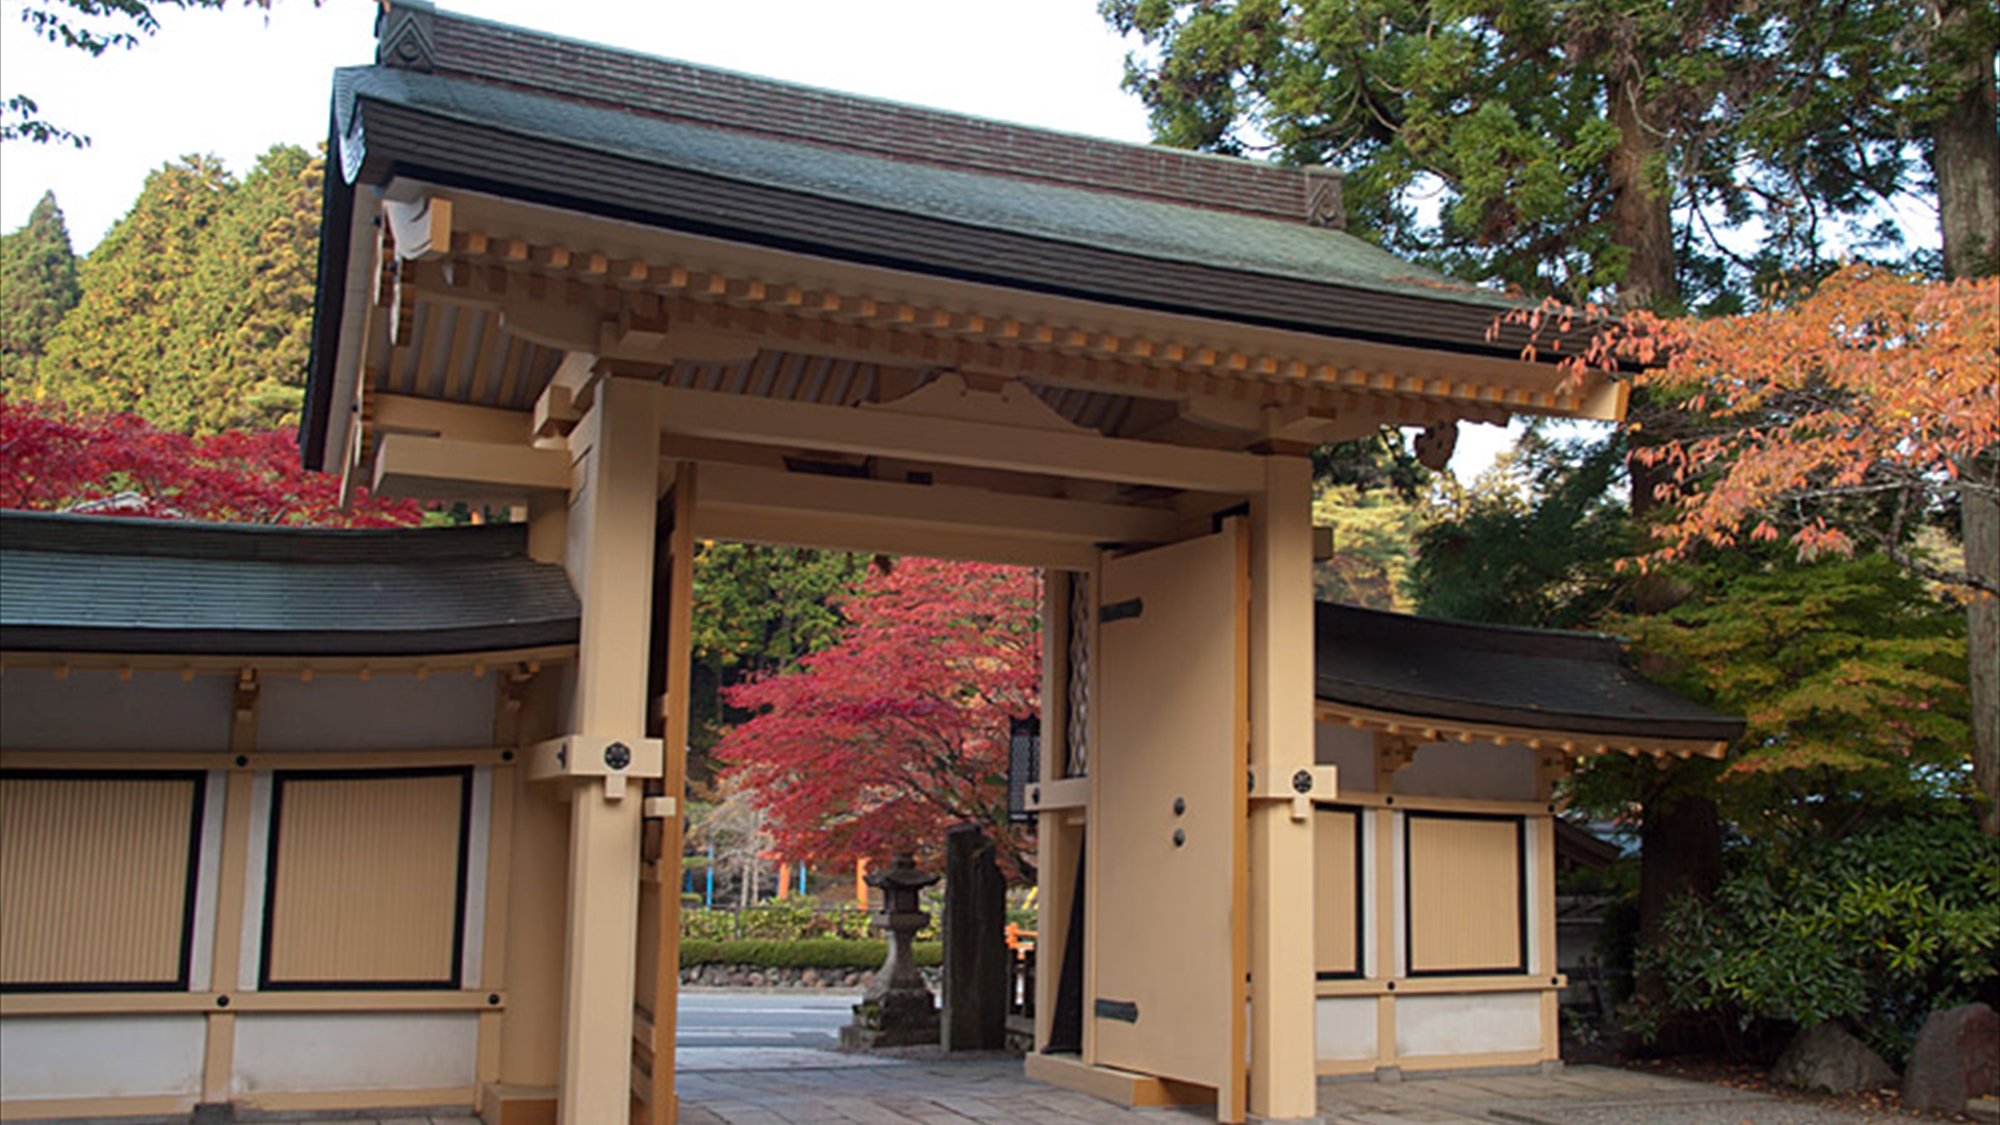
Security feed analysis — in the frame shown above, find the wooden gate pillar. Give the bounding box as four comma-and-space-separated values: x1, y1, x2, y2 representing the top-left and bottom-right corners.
1247, 456, 1320, 1120
556, 374, 662, 1125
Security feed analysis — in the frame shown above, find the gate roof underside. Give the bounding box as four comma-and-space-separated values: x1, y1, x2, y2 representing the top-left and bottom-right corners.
304, 1, 1628, 497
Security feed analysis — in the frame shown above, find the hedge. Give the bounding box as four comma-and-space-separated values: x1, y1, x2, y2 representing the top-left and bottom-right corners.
679, 938, 943, 970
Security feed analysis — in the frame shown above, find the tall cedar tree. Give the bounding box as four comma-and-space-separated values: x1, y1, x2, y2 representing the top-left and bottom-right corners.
716, 559, 1040, 881
0, 192, 80, 393
34, 146, 322, 433
36, 154, 231, 424
0, 397, 421, 526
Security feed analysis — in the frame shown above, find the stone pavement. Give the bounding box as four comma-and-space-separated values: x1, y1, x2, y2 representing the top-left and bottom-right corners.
674, 1060, 1908, 1125
268, 1062, 1910, 1125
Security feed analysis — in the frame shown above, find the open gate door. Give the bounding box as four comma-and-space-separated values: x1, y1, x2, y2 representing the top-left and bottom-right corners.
1091, 521, 1249, 1122
634, 469, 697, 1125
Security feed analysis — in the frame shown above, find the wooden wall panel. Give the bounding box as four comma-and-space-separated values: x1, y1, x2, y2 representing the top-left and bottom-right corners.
1405, 814, 1522, 975
1, 773, 202, 989
263, 770, 469, 988
1314, 809, 1362, 978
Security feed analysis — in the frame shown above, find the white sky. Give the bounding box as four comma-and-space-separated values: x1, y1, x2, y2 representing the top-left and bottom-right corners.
0, 0, 1537, 474
0, 0, 1156, 250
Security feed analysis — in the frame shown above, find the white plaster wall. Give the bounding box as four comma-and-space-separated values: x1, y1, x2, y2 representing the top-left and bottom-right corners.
0, 1015, 205, 1098
1314, 997, 1377, 1061
0, 669, 232, 751
1314, 723, 1375, 786
1395, 993, 1543, 1056
232, 1013, 477, 1093
257, 672, 496, 752
1393, 742, 1537, 801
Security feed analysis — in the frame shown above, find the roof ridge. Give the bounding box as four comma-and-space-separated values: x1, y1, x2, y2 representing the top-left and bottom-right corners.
380, 0, 1343, 227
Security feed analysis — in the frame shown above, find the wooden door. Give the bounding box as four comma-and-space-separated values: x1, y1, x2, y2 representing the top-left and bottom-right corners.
1090, 522, 1249, 1121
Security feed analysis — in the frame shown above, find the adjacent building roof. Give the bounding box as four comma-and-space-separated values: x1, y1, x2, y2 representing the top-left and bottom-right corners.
1313, 602, 1743, 744
0, 511, 580, 658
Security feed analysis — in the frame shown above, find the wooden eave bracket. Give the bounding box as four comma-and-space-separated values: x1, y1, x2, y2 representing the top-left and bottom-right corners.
529, 734, 664, 801
382, 194, 455, 261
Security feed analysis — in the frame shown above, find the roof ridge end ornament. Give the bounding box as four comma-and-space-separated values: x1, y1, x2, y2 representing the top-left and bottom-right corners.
376, 0, 437, 74
1304, 166, 1346, 231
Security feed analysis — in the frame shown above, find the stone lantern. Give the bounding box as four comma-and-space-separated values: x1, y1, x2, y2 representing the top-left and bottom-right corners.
839, 852, 940, 1049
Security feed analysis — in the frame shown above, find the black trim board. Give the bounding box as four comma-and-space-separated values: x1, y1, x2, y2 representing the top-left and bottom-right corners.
258, 766, 474, 992
0, 769, 208, 994
1401, 809, 1529, 979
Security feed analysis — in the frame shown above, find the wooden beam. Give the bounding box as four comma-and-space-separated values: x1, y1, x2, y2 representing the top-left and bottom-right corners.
651, 384, 1267, 493
694, 506, 1101, 571
697, 463, 1180, 546
369, 393, 533, 445
372, 433, 571, 501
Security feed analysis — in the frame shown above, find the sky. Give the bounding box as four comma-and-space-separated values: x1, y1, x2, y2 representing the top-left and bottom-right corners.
0, 0, 1527, 473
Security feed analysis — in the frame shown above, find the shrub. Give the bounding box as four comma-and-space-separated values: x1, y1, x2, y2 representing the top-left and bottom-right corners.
680, 903, 932, 942
1633, 812, 2000, 1064
679, 938, 943, 970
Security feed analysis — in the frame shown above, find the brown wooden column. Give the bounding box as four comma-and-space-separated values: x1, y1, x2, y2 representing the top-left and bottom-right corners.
1247, 456, 1319, 1119
557, 374, 662, 1125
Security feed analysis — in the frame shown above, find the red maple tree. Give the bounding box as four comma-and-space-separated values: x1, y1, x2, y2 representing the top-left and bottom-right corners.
0, 396, 422, 527
715, 557, 1041, 881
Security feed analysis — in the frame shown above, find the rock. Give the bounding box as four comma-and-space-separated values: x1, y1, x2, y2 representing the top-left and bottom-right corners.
1904, 1003, 2000, 1113
1770, 1022, 1896, 1093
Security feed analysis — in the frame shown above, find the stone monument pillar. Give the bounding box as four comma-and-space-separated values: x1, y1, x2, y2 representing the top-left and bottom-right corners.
840, 853, 940, 1049
942, 822, 1008, 1051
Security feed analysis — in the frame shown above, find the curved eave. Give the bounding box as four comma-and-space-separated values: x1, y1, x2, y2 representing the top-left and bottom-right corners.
0, 622, 579, 660
306, 85, 1619, 469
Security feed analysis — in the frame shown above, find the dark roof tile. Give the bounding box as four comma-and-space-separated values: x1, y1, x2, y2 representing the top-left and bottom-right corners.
0, 512, 579, 657
1313, 602, 1743, 742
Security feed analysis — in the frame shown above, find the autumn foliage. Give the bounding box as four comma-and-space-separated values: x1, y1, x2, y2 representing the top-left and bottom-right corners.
0, 396, 421, 526
1615, 267, 1999, 590
716, 558, 1040, 881
1509, 265, 1999, 593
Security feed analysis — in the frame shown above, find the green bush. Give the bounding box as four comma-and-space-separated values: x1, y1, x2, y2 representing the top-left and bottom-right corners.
680, 938, 943, 970
1633, 812, 2000, 1064
680, 904, 935, 942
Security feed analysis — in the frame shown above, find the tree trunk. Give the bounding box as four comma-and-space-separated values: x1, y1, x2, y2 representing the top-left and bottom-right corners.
1932, 0, 1999, 834
1967, 487, 1999, 836
1932, 0, 2000, 281
1607, 79, 1679, 311
1637, 783, 1724, 949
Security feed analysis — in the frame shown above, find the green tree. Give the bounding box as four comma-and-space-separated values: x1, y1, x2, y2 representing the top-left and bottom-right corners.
1411, 431, 1636, 629
0, 191, 81, 393
186, 145, 323, 431
33, 146, 323, 433
36, 154, 231, 424
1313, 483, 1423, 611
1601, 555, 1972, 839
1102, 0, 1994, 311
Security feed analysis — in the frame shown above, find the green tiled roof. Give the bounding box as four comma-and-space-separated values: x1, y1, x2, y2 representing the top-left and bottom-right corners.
0, 512, 579, 657
335, 67, 1510, 313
